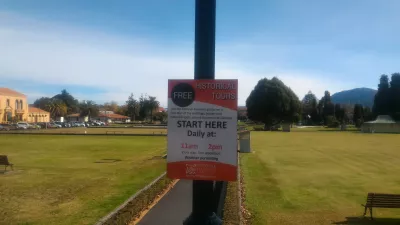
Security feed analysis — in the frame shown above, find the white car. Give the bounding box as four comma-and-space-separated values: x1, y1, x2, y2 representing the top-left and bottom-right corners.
74, 122, 85, 127
17, 122, 30, 129
92, 121, 102, 126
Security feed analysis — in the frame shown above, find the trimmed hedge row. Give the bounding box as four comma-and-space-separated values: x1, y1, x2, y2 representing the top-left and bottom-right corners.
222, 152, 243, 225
95, 173, 173, 225
222, 181, 240, 225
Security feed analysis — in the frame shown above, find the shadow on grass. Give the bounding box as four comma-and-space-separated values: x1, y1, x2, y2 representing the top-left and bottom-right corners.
333, 217, 400, 225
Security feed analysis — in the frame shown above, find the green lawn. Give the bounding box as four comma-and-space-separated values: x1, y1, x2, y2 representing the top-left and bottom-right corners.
242, 131, 400, 225
0, 135, 166, 225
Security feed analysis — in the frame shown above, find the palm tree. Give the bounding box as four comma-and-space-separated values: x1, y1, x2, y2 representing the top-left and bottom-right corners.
79, 100, 99, 121
148, 96, 160, 122
45, 99, 67, 120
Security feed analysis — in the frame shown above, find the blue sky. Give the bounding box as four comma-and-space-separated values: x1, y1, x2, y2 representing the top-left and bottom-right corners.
1, 0, 399, 106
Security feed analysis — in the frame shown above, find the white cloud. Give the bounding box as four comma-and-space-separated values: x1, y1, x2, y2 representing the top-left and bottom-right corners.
0, 12, 349, 106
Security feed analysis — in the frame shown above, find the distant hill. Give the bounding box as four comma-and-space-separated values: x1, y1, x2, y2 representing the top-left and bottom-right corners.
331, 88, 377, 108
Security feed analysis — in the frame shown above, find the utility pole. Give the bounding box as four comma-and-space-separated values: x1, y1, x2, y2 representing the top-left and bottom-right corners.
183, 0, 222, 224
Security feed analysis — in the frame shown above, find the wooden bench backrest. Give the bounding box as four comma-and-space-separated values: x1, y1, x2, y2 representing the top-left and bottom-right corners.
0, 155, 10, 165
366, 193, 400, 208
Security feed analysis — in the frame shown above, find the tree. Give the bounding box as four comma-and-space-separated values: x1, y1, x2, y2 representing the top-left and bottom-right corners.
139, 94, 149, 120
246, 77, 301, 130
34, 97, 53, 110
323, 91, 335, 117
34, 97, 67, 119
373, 74, 390, 115
103, 101, 119, 112
115, 104, 128, 116
335, 103, 346, 123
353, 104, 364, 128
301, 91, 319, 125
318, 91, 335, 125
363, 106, 374, 122
79, 100, 99, 121
126, 94, 140, 121
138, 95, 160, 121
47, 99, 67, 119
153, 111, 168, 122
389, 73, 400, 120
53, 89, 79, 114
148, 96, 160, 122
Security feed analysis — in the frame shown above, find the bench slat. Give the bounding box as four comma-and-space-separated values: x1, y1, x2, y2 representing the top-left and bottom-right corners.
368, 195, 400, 198
366, 201, 400, 204
367, 199, 400, 202
365, 204, 400, 208
368, 193, 400, 197
367, 198, 400, 201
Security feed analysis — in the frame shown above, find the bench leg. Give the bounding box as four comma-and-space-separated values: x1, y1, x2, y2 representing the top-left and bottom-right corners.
370, 207, 373, 220
363, 206, 367, 217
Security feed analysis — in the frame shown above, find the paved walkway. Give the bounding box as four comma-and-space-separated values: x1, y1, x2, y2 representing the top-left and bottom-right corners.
137, 180, 192, 225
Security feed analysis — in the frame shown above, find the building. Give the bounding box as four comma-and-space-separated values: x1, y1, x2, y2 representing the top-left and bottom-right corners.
95, 113, 130, 123
27, 106, 51, 123
361, 115, 400, 133
66, 111, 130, 123
238, 106, 247, 120
66, 113, 89, 122
95, 110, 130, 123
157, 107, 166, 112
0, 88, 28, 123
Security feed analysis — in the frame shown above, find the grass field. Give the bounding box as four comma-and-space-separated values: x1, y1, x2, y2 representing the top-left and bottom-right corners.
0, 127, 167, 135
0, 135, 167, 225
242, 131, 400, 225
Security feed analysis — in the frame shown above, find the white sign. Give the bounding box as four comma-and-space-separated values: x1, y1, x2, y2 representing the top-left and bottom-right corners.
167, 79, 238, 181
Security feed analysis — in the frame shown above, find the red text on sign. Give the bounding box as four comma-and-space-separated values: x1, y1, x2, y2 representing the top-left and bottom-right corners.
208, 144, 222, 150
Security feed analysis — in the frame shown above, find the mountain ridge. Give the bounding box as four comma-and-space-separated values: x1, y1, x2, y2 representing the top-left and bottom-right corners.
331, 87, 377, 107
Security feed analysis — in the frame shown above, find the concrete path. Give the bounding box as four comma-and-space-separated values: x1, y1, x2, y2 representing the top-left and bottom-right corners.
137, 180, 192, 225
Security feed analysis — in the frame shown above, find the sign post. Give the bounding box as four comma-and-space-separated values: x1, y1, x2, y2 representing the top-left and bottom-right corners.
166, 1, 238, 224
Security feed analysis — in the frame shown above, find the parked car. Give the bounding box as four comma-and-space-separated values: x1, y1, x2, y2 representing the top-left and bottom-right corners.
30, 124, 41, 129
47, 123, 57, 128
0, 124, 10, 131
91, 121, 101, 126
72, 122, 85, 127
62, 122, 71, 128
13, 123, 27, 129
50, 123, 62, 128
54, 122, 63, 127
17, 122, 30, 129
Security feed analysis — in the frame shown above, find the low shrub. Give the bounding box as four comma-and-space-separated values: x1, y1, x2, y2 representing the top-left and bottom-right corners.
99, 174, 173, 225
253, 126, 265, 131
325, 116, 340, 128
223, 181, 240, 225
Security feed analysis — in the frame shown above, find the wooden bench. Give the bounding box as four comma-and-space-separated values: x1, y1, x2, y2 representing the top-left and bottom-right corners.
0, 155, 14, 171
362, 193, 400, 219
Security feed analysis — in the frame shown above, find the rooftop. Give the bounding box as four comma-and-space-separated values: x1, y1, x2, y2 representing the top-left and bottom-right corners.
365, 115, 397, 124
0, 87, 26, 98
98, 113, 129, 119
29, 106, 50, 114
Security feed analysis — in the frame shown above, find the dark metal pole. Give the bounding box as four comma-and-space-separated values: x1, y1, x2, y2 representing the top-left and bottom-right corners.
194, 0, 216, 80
183, 0, 222, 224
